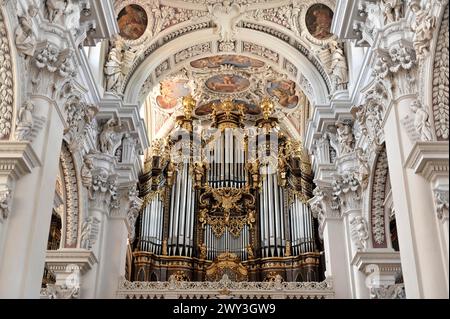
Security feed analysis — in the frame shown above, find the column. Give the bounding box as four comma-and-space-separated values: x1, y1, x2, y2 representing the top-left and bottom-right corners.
384, 91, 448, 298
0, 96, 65, 298
309, 186, 352, 298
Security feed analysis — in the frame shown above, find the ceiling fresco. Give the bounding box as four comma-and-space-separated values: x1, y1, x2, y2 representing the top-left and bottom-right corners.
266, 80, 299, 109
149, 54, 305, 120
117, 4, 148, 40
205, 74, 250, 93
305, 4, 334, 40
190, 55, 266, 69
156, 79, 191, 110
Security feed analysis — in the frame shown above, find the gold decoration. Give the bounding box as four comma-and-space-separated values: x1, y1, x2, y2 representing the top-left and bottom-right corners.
285, 240, 292, 257
264, 271, 283, 282
199, 243, 207, 260
199, 187, 256, 237
206, 252, 248, 281
162, 239, 168, 256
260, 97, 274, 120
169, 270, 190, 282
246, 244, 255, 259
182, 95, 196, 120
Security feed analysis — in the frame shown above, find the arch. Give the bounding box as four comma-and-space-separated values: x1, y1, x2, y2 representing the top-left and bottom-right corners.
123, 28, 330, 107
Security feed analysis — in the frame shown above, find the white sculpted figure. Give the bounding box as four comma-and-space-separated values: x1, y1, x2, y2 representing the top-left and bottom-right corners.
80, 157, 94, 189
329, 41, 349, 90
335, 121, 354, 154
15, 15, 36, 58
381, 0, 402, 23
350, 215, 369, 251
46, 0, 67, 22
15, 100, 34, 141
104, 39, 125, 92
80, 216, 100, 250
0, 188, 11, 220
410, 100, 433, 141
410, 1, 436, 60
99, 117, 124, 155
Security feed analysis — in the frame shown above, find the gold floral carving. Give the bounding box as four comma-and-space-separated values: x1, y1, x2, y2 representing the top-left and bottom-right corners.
206, 252, 248, 282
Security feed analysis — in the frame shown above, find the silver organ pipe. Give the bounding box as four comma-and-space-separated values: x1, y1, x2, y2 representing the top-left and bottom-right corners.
289, 194, 315, 254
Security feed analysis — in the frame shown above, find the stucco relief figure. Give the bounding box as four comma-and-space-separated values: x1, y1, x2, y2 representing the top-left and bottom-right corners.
104, 40, 125, 92
80, 157, 94, 189
410, 100, 433, 141
355, 148, 370, 189
329, 41, 349, 90
15, 15, 36, 59
382, 0, 403, 23
46, 0, 67, 23
99, 117, 124, 155
80, 216, 100, 250
410, 1, 436, 60
0, 188, 11, 220
14, 100, 34, 141
335, 121, 354, 154
350, 215, 369, 251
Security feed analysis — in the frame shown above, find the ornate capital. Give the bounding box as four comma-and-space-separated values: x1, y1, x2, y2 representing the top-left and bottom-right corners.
332, 172, 362, 212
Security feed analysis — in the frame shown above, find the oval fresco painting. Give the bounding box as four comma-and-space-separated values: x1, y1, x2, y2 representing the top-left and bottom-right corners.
305, 4, 334, 40
156, 80, 191, 110
117, 4, 148, 40
206, 75, 250, 93
191, 55, 265, 69
195, 100, 261, 116
266, 80, 299, 109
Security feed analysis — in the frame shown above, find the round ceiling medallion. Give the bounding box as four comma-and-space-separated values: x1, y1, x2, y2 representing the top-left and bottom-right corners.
305, 4, 334, 40
117, 4, 148, 40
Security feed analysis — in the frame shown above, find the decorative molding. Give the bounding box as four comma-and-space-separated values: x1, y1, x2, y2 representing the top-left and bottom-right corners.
117, 275, 334, 299
0, 11, 14, 140
405, 141, 449, 182
431, 4, 449, 141
60, 143, 81, 248
370, 147, 388, 248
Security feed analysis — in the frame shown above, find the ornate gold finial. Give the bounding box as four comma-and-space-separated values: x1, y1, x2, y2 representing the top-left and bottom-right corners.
182, 95, 196, 120
260, 97, 274, 120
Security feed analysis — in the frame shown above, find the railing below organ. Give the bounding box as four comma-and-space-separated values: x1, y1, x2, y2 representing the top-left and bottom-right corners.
116, 276, 335, 299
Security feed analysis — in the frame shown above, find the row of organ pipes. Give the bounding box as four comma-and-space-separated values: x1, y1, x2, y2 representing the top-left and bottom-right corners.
133, 97, 320, 281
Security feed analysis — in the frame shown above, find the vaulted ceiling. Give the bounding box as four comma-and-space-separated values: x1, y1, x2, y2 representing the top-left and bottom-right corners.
109, 0, 340, 142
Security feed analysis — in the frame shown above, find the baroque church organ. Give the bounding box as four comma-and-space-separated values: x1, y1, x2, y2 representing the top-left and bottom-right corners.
132, 97, 322, 282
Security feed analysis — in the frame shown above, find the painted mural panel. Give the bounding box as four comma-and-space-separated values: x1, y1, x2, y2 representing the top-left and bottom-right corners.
118, 5, 148, 40
191, 55, 265, 69
305, 4, 334, 40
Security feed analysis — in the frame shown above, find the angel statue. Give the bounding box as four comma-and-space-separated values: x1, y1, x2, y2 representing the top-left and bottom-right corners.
99, 117, 124, 156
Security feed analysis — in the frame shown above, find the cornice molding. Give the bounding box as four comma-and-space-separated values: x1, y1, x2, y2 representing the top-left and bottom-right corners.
405, 141, 449, 181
